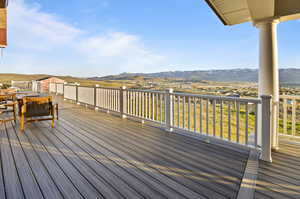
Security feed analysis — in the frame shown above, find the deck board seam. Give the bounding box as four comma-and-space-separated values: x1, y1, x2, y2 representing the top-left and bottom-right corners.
29, 124, 104, 199
14, 124, 66, 199
68, 110, 248, 172
53, 118, 184, 199
59, 113, 237, 198
61, 109, 247, 168
63, 113, 246, 185
0, 125, 7, 199
38, 123, 146, 199
44, 122, 148, 199
24, 127, 85, 199
10, 122, 46, 199
66, 107, 249, 160
35, 122, 130, 199
4, 123, 26, 199
62, 110, 245, 180
55, 118, 210, 199
256, 172, 300, 194
75, 102, 250, 157
60, 109, 244, 196
31, 124, 110, 199
47, 119, 167, 199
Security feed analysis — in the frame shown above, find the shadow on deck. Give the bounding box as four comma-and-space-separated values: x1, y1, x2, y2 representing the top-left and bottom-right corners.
0, 96, 249, 199
255, 137, 300, 199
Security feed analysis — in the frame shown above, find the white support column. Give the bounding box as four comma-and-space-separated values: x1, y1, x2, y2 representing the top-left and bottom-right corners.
256, 19, 280, 150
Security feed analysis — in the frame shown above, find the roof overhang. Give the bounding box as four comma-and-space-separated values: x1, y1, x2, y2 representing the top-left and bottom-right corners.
205, 0, 300, 26
0, 0, 7, 48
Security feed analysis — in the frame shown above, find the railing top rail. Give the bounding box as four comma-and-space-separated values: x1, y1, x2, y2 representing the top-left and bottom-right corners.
78, 86, 97, 89
126, 89, 165, 94
280, 95, 300, 100
96, 86, 121, 90
63, 84, 116, 90
57, 82, 263, 103
172, 92, 261, 103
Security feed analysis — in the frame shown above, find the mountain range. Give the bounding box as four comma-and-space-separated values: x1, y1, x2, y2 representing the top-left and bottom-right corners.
88, 68, 300, 85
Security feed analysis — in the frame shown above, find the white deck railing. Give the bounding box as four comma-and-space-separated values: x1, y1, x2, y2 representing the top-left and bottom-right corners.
170, 92, 262, 147
56, 83, 64, 95
124, 89, 166, 123
78, 86, 95, 105
279, 95, 300, 138
64, 85, 77, 101
96, 87, 120, 112
49, 83, 274, 161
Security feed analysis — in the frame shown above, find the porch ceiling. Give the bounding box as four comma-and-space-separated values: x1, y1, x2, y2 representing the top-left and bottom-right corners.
205, 0, 300, 25
0, 0, 8, 8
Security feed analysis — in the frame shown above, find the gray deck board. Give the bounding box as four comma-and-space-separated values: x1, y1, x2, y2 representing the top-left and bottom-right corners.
34, 123, 128, 199
0, 97, 249, 199
13, 121, 64, 199
38, 122, 141, 199
58, 115, 208, 199
255, 139, 300, 199
47, 118, 156, 199
24, 126, 84, 199
60, 109, 241, 199
29, 125, 104, 199
0, 124, 25, 199
5, 122, 44, 199
55, 117, 181, 199
0, 126, 6, 199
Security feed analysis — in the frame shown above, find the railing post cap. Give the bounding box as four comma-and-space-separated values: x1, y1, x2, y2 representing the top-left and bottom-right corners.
166, 88, 173, 93
95, 84, 100, 87
121, 86, 127, 89
260, 95, 272, 99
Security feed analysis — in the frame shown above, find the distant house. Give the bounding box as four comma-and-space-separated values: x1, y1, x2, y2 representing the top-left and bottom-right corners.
11, 80, 31, 90
32, 77, 65, 92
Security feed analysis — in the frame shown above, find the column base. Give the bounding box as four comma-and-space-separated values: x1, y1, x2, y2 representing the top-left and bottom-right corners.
271, 146, 279, 152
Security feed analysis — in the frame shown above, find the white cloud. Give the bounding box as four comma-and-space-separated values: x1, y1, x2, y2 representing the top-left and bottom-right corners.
77, 32, 166, 74
9, 0, 82, 51
3, 0, 166, 76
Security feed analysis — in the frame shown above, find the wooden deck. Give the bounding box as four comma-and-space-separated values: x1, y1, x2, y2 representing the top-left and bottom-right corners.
0, 97, 249, 199
255, 138, 300, 199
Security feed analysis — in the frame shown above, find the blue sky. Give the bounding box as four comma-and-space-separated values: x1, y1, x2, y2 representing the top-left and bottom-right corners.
1, 0, 300, 77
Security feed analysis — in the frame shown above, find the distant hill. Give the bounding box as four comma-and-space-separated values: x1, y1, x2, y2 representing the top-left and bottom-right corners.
0, 74, 97, 86
89, 68, 300, 84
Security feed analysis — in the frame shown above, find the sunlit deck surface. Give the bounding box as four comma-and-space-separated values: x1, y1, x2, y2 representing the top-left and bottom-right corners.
0, 97, 250, 199
255, 138, 300, 199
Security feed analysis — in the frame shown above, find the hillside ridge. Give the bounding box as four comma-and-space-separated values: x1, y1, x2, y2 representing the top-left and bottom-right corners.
89, 68, 300, 84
